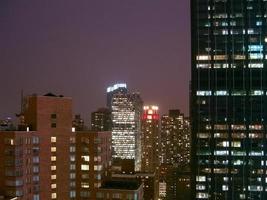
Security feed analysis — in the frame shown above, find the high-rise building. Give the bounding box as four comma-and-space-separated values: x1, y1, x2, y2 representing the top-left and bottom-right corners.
161, 110, 190, 166
108, 83, 143, 171
141, 105, 160, 173
106, 83, 127, 109
0, 93, 75, 200
91, 108, 112, 131
159, 110, 190, 200
191, 1, 267, 199
72, 114, 85, 131
75, 130, 112, 199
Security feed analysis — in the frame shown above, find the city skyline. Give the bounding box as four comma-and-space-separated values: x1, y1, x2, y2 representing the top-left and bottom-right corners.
0, 1, 190, 122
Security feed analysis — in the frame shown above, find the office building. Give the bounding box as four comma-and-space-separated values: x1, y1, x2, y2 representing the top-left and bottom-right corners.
108, 83, 143, 171
91, 108, 112, 131
106, 83, 127, 109
141, 105, 160, 173
191, 0, 267, 199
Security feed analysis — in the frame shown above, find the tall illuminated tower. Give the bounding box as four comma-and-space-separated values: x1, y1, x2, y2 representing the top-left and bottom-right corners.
192, 1, 267, 199
161, 110, 190, 166
107, 83, 143, 171
141, 105, 160, 173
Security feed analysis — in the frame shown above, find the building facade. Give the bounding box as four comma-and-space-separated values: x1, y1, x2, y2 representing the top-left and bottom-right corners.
108, 83, 143, 171
75, 131, 112, 200
72, 114, 85, 131
161, 110, 190, 166
0, 93, 76, 200
191, 0, 267, 199
141, 105, 160, 173
91, 108, 112, 131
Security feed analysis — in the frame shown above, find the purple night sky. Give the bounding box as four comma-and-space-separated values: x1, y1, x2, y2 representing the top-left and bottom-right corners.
0, 0, 190, 124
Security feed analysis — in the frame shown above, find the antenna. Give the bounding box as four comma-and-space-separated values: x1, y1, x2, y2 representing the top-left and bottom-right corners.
21, 89, 24, 114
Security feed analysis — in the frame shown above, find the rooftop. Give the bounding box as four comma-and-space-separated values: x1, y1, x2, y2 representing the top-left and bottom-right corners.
101, 180, 141, 190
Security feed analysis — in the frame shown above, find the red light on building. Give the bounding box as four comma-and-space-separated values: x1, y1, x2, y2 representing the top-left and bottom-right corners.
142, 106, 159, 120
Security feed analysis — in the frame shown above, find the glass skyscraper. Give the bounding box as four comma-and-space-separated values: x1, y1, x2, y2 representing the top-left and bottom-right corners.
107, 83, 143, 171
191, 0, 267, 199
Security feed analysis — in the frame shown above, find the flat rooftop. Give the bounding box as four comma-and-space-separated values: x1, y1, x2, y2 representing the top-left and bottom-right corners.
101, 180, 141, 190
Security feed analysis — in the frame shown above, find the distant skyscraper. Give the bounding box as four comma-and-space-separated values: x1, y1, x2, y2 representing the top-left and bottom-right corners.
91, 108, 112, 131
161, 110, 190, 166
108, 83, 143, 171
141, 105, 160, 173
159, 110, 190, 200
191, 0, 267, 199
72, 114, 85, 131
106, 83, 127, 109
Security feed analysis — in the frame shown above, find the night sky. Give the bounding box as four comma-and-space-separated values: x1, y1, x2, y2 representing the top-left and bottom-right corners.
0, 0, 190, 124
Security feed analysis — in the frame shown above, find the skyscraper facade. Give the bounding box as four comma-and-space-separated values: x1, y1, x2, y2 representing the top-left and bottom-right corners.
106, 83, 127, 110
108, 84, 143, 171
91, 108, 112, 131
191, 1, 267, 199
141, 105, 160, 173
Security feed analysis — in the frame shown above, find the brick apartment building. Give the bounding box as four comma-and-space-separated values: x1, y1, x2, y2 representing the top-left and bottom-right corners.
0, 93, 112, 200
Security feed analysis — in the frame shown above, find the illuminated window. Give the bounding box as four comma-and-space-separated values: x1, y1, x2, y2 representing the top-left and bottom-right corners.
81, 182, 90, 188
196, 176, 206, 182
214, 150, 229, 156
81, 156, 90, 162
249, 53, 263, 59
222, 185, 229, 191
51, 165, 56, 171
251, 90, 264, 96
70, 155, 75, 162
196, 184, 206, 190
51, 156, 56, 161
214, 55, 228, 60
196, 192, 208, 198
51, 175, 56, 180
51, 184, 57, 189
248, 45, 263, 52
196, 55, 211, 60
81, 164, 89, 171
51, 147, 56, 152
214, 90, 228, 96
51, 193, 57, 199
196, 64, 211, 68
232, 141, 241, 147
51, 137, 56, 143
197, 91, 212, 96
